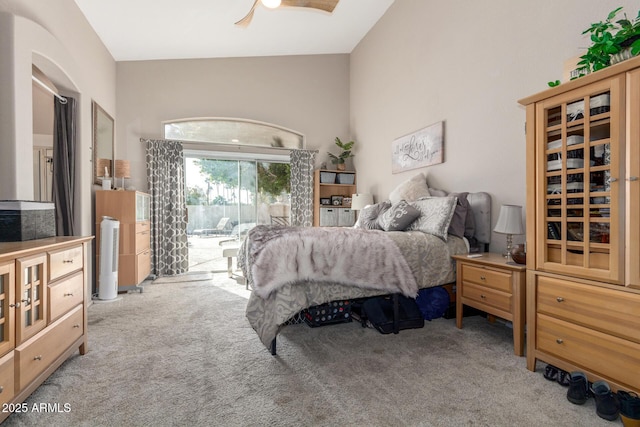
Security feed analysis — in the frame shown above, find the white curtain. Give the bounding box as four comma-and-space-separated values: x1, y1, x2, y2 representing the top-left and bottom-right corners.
144, 139, 189, 276
289, 150, 316, 227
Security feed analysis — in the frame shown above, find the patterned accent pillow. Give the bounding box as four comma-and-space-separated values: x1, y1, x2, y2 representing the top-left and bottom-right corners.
407, 196, 458, 240
388, 173, 431, 204
354, 201, 392, 230
379, 200, 421, 231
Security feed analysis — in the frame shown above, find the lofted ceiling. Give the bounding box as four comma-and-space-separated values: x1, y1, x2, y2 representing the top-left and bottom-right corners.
74, 0, 395, 61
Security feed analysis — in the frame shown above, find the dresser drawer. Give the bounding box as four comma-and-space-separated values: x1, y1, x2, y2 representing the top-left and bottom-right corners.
537, 276, 640, 343
135, 229, 150, 252
462, 283, 512, 313
48, 271, 84, 322
0, 352, 15, 405
16, 305, 83, 390
136, 250, 151, 283
537, 313, 640, 390
136, 221, 150, 234
461, 264, 511, 293
48, 245, 83, 281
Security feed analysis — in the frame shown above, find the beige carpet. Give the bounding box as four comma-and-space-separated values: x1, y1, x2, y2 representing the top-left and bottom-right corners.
4, 272, 611, 427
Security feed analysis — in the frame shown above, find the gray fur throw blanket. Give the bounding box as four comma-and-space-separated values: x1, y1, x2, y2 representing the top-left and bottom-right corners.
239, 225, 418, 299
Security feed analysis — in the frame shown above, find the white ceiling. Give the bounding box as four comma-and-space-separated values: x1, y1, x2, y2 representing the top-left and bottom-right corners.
74, 0, 395, 61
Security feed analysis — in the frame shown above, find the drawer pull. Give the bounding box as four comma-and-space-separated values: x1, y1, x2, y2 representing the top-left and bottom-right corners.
34, 355, 42, 361
63, 259, 74, 264
0, 386, 3, 393
556, 297, 565, 303
480, 276, 486, 281
629, 176, 639, 181
9, 303, 20, 308
64, 293, 74, 297
73, 324, 80, 328
480, 294, 486, 299
21, 298, 31, 305
556, 338, 564, 344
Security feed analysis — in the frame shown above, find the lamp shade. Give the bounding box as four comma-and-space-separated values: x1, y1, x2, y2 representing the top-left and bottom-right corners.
114, 160, 131, 179
96, 158, 111, 178
494, 205, 524, 235
351, 193, 374, 210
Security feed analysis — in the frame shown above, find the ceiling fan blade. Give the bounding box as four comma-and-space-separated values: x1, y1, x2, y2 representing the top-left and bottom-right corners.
280, 0, 339, 13
235, 0, 260, 27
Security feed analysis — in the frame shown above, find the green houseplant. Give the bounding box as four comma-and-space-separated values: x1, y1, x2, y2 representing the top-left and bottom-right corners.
327, 137, 354, 171
578, 7, 640, 73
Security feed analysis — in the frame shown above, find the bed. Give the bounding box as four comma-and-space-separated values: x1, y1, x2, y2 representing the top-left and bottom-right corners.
239, 189, 491, 354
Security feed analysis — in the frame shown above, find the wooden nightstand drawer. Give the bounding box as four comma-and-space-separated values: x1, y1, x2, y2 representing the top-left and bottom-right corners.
462, 283, 512, 313
537, 313, 640, 391
135, 229, 150, 251
461, 264, 511, 293
538, 276, 640, 344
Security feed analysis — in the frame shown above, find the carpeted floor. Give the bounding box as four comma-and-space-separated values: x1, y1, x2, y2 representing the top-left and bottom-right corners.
3, 272, 612, 426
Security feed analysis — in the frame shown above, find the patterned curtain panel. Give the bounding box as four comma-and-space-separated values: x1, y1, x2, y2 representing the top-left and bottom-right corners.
144, 139, 189, 277
289, 149, 316, 227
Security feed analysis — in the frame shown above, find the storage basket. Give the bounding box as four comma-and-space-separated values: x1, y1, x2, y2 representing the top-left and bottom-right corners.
320, 172, 336, 183
336, 173, 355, 184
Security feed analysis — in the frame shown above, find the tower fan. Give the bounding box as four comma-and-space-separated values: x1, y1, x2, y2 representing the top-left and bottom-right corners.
99, 216, 120, 300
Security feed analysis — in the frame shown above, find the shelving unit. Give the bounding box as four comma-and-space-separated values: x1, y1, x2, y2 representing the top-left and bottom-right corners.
313, 169, 356, 227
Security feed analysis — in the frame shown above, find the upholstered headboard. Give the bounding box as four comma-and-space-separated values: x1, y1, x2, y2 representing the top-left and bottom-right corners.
467, 192, 492, 251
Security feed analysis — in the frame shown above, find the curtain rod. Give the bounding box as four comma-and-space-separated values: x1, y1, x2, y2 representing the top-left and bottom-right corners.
32, 75, 67, 104
140, 138, 318, 153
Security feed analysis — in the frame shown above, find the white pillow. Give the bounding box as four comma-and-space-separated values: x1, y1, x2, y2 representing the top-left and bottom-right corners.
388, 173, 431, 204
407, 196, 458, 240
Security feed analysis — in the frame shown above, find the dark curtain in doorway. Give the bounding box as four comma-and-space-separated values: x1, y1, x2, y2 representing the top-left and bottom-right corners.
52, 96, 76, 236
144, 139, 189, 277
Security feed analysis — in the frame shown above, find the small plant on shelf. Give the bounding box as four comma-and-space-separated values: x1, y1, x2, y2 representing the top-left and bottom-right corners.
578, 7, 640, 73
327, 137, 354, 171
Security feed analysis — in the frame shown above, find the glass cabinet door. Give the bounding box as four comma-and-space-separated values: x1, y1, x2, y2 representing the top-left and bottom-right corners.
0, 262, 15, 356
16, 255, 47, 343
535, 77, 624, 283
136, 193, 150, 222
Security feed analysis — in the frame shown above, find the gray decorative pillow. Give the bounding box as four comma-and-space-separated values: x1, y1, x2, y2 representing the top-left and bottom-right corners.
379, 200, 421, 231
407, 196, 458, 240
388, 173, 431, 204
354, 201, 392, 230
447, 192, 470, 239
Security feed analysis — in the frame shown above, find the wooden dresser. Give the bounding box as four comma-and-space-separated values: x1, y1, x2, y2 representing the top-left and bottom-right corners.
95, 190, 151, 292
0, 236, 92, 421
519, 55, 640, 393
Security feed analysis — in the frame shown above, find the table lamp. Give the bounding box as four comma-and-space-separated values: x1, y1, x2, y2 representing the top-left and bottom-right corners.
493, 204, 524, 259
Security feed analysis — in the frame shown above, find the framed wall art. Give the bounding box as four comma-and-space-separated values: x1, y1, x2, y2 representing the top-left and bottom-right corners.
391, 121, 444, 174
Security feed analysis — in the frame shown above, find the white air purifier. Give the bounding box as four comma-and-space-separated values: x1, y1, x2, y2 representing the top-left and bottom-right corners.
99, 216, 120, 300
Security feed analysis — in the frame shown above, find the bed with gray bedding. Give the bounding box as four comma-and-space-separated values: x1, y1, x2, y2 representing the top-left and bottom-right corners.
239, 191, 491, 353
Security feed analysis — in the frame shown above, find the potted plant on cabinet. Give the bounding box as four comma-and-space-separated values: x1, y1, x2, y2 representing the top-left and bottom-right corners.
327, 137, 354, 171
578, 7, 640, 73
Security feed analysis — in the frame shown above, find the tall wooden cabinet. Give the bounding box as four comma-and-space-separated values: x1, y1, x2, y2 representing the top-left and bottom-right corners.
96, 190, 151, 292
0, 236, 91, 422
519, 56, 640, 393
313, 170, 356, 227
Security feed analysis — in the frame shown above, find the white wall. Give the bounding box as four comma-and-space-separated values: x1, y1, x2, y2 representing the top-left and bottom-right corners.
116, 55, 350, 191
350, 0, 639, 253
0, 0, 116, 237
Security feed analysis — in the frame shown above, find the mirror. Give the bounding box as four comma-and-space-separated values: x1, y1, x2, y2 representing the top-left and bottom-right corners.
92, 101, 114, 184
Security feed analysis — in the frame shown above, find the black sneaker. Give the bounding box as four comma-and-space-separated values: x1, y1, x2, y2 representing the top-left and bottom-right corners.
591, 380, 619, 421
567, 371, 589, 405
618, 390, 640, 427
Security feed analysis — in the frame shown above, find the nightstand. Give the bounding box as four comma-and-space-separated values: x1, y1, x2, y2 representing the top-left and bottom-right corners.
452, 253, 527, 356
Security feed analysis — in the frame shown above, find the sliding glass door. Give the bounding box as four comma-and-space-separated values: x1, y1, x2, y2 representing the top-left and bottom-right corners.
184, 154, 290, 271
